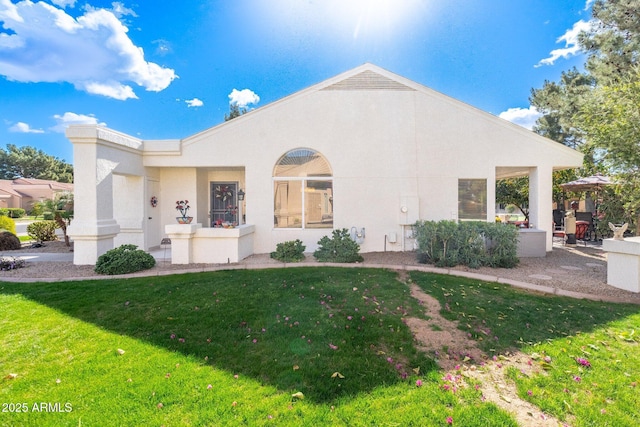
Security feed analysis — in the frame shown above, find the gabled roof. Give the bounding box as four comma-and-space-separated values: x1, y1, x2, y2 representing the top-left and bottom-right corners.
0, 180, 22, 198
11, 178, 73, 191
170, 63, 582, 174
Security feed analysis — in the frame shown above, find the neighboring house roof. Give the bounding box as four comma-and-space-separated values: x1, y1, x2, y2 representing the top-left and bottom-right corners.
0, 179, 73, 207
0, 180, 23, 198
12, 178, 74, 192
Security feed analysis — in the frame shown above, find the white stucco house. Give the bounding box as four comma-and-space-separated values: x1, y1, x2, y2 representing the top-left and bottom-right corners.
66, 63, 583, 265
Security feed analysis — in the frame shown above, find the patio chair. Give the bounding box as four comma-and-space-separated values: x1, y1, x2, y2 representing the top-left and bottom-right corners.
575, 212, 595, 240
574, 221, 589, 246
552, 209, 565, 230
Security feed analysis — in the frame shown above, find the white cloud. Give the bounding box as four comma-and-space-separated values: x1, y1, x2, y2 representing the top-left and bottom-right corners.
498, 106, 542, 130
228, 88, 260, 108
50, 112, 106, 133
536, 20, 593, 67
584, 0, 595, 11
185, 98, 203, 108
9, 121, 45, 133
0, 1, 177, 100
51, 0, 76, 8
108, 2, 137, 19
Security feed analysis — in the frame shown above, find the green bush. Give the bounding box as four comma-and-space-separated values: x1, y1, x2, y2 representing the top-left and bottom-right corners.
413, 220, 519, 269
95, 244, 156, 275
6, 208, 25, 218
270, 239, 306, 262
0, 208, 8, 217
0, 216, 16, 235
43, 212, 54, 220
0, 231, 21, 251
313, 228, 364, 263
27, 220, 58, 243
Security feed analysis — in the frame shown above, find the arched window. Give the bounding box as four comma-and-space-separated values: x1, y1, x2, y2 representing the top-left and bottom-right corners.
273, 148, 333, 229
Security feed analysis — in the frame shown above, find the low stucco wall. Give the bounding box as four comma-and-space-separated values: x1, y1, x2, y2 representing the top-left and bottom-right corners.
165, 223, 255, 264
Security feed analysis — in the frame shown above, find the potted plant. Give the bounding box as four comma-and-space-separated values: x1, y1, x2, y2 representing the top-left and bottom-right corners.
223, 205, 238, 227
176, 200, 193, 224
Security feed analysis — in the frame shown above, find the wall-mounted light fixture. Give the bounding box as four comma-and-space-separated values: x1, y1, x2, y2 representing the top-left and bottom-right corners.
237, 189, 245, 201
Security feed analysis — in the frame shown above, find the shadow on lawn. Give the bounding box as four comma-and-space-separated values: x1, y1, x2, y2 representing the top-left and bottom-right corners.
2, 267, 639, 403
0, 267, 436, 403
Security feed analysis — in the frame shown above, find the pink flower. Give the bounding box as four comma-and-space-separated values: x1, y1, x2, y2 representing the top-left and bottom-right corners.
527, 390, 532, 396
178, 338, 185, 343
252, 339, 257, 343
446, 416, 453, 424
329, 343, 338, 350
576, 357, 591, 368
415, 379, 423, 387
170, 334, 176, 339
573, 376, 582, 382
387, 357, 393, 364
207, 384, 213, 389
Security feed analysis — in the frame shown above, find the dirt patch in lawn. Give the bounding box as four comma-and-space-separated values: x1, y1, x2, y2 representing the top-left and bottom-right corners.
402, 273, 569, 427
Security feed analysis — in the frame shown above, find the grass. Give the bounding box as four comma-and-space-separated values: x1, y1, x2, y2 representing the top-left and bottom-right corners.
411, 272, 640, 426
1, 267, 639, 426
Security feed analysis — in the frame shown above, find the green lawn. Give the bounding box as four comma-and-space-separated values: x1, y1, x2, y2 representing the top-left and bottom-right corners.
1, 267, 639, 426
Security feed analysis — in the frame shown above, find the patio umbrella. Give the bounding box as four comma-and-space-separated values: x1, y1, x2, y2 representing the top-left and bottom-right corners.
560, 173, 613, 216
560, 173, 612, 192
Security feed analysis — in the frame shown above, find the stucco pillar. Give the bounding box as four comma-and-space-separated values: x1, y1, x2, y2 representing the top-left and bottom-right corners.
67, 141, 120, 265
529, 166, 553, 252
165, 223, 200, 264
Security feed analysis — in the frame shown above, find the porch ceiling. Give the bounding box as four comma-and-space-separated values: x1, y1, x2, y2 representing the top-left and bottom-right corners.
496, 166, 531, 180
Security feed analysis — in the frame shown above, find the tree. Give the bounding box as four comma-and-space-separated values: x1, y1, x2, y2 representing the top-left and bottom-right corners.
530, 68, 595, 149
0, 144, 73, 182
224, 102, 246, 121
496, 177, 529, 221
578, 69, 640, 233
580, 0, 640, 82
529, 0, 640, 234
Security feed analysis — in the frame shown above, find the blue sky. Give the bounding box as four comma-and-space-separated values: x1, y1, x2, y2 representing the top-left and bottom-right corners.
1, 0, 594, 163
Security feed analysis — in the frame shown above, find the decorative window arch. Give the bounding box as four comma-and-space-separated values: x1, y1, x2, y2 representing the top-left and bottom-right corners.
273, 148, 333, 229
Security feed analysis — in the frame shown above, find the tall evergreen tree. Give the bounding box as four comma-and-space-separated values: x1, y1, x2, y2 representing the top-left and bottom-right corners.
0, 144, 73, 182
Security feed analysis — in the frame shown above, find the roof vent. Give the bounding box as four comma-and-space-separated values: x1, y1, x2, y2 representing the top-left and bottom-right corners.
322, 70, 415, 91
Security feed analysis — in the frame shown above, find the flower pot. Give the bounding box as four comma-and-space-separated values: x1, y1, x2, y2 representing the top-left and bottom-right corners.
176, 216, 193, 224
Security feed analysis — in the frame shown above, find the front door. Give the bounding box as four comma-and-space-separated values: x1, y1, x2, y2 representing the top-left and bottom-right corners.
211, 182, 238, 225
145, 178, 161, 248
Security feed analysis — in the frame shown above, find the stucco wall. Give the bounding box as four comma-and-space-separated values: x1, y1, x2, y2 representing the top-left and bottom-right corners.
70, 65, 583, 263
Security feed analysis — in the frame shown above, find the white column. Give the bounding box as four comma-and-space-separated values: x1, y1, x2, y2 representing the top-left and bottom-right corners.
67, 142, 120, 265
165, 223, 200, 264
529, 166, 553, 252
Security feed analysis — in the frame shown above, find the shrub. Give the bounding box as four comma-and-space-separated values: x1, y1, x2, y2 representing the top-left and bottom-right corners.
313, 228, 364, 263
0, 256, 25, 271
0, 231, 21, 251
27, 220, 58, 243
7, 208, 25, 218
0, 215, 16, 235
43, 212, 54, 220
413, 220, 519, 269
270, 239, 306, 262
0, 208, 8, 216
95, 244, 156, 275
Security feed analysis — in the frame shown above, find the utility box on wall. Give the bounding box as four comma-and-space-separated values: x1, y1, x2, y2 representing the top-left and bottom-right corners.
399, 196, 419, 225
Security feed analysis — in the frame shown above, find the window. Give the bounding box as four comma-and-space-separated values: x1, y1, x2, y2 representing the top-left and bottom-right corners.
458, 179, 487, 220
274, 149, 333, 229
